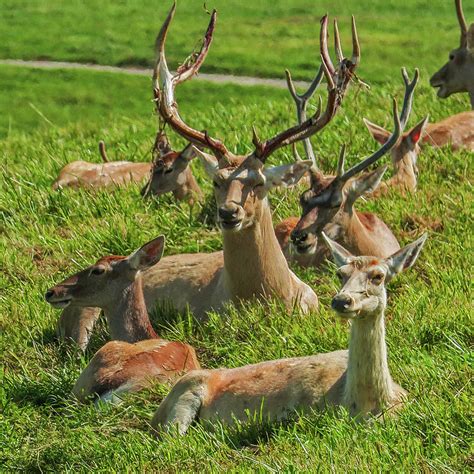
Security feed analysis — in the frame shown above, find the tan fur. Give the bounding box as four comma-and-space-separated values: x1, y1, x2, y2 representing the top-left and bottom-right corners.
73, 339, 199, 402
52, 161, 151, 190
423, 111, 474, 150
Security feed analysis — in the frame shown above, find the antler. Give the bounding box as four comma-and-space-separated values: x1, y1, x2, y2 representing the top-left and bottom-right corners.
336, 68, 418, 182
285, 66, 324, 166
252, 15, 360, 162
455, 0, 468, 48
153, 2, 230, 161
98, 141, 109, 163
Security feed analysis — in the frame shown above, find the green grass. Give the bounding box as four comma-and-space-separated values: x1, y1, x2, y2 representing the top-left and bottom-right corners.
1, 0, 473, 82
1, 62, 473, 471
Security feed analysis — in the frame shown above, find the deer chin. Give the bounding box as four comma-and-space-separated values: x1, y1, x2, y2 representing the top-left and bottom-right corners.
49, 298, 73, 309
219, 219, 243, 232
291, 241, 316, 255
431, 82, 449, 98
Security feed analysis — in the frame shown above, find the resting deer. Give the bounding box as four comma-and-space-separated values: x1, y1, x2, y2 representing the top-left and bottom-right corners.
140, 131, 203, 203
278, 69, 418, 266
151, 233, 428, 434
52, 140, 151, 190
52, 132, 203, 201
45, 236, 200, 403
430, 0, 474, 109
53, 4, 360, 350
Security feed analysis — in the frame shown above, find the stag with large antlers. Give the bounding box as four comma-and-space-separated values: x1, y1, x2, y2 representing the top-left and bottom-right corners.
151, 233, 428, 434
289, 69, 418, 262
430, 0, 474, 109
54, 3, 360, 350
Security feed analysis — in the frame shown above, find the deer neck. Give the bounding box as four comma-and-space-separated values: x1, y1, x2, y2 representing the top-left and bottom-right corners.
390, 152, 417, 191
343, 310, 394, 415
102, 274, 158, 343
222, 198, 295, 301
173, 168, 202, 201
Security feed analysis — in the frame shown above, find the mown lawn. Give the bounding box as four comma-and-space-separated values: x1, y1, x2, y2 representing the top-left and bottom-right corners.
1, 0, 473, 82
1, 60, 472, 471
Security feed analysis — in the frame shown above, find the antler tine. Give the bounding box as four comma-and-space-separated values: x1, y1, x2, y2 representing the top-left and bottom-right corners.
336, 144, 346, 177
285, 66, 324, 167
253, 14, 359, 162
351, 16, 360, 66
455, 0, 468, 48
399, 67, 419, 129
153, 3, 229, 161
291, 143, 303, 162
334, 19, 344, 63
339, 99, 401, 181
320, 15, 336, 76
98, 141, 109, 163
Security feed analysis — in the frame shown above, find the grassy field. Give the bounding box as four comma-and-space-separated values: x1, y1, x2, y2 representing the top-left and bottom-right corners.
1, 0, 473, 82
1, 58, 472, 471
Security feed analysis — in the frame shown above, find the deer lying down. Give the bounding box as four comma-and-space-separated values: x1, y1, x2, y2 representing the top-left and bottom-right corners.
151, 233, 427, 434
45, 236, 200, 403
52, 132, 202, 203
430, 0, 474, 109
364, 111, 474, 196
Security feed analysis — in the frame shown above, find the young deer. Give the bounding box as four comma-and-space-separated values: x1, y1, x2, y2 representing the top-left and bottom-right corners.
53, 4, 360, 350
151, 233, 428, 434
430, 0, 474, 109
45, 236, 200, 403
280, 69, 418, 266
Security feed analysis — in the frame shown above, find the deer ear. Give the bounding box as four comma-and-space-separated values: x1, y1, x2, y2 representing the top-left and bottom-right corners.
321, 232, 353, 267
180, 144, 197, 162
406, 115, 429, 146
263, 160, 312, 190
467, 23, 474, 51
127, 236, 165, 271
345, 165, 387, 204
364, 119, 391, 145
385, 233, 427, 281
195, 148, 218, 177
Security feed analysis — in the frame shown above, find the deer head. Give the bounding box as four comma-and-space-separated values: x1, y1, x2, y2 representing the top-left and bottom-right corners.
153, 2, 360, 231
290, 69, 419, 254
323, 232, 427, 318
141, 131, 198, 198
430, 0, 474, 108
45, 236, 165, 309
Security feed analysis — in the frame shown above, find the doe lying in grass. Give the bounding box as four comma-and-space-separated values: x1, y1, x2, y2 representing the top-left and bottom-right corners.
45, 235, 200, 403
151, 233, 427, 434
52, 131, 203, 204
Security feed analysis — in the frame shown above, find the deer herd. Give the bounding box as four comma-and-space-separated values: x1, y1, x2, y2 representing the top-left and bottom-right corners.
43, 0, 472, 437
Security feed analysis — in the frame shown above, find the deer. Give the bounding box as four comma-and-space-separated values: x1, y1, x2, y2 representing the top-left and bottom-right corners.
52, 131, 203, 202
52, 3, 360, 351
45, 235, 200, 403
364, 111, 474, 195
277, 69, 418, 266
430, 0, 474, 110
150, 232, 428, 434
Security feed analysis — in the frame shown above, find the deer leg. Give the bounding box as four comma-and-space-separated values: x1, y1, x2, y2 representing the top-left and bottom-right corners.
56, 306, 101, 351
151, 372, 206, 435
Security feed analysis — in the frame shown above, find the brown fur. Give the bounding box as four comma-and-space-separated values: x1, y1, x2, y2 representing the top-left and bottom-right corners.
423, 111, 474, 150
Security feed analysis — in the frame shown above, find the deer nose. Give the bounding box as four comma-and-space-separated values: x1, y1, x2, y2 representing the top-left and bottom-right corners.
291, 229, 308, 244
218, 205, 239, 221
331, 293, 354, 313
45, 289, 55, 301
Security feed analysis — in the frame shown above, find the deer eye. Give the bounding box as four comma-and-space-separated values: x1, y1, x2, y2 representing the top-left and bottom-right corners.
90, 267, 105, 276
370, 273, 384, 285
213, 181, 220, 189
449, 53, 455, 61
